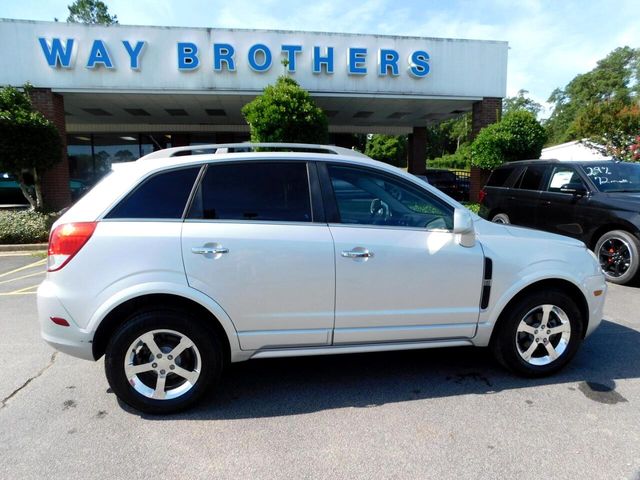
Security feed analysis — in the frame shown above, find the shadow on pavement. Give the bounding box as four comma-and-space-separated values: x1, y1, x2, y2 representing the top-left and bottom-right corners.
121, 319, 639, 420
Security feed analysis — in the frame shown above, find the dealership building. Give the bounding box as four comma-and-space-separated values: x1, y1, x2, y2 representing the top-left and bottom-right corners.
0, 18, 508, 209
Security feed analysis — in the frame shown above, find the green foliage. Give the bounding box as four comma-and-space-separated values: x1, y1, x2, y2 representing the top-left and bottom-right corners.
545, 47, 640, 147
0, 210, 57, 244
462, 202, 480, 214
426, 113, 471, 159
503, 89, 542, 117
241, 76, 328, 144
67, 0, 117, 24
364, 134, 407, 168
429, 144, 472, 170
0, 85, 62, 210
471, 111, 547, 170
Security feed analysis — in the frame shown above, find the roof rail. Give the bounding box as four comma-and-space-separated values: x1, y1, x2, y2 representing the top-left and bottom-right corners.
139, 142, 369, 160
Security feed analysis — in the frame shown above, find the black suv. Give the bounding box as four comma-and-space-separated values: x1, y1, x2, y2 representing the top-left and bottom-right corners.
479, 159, 640, 285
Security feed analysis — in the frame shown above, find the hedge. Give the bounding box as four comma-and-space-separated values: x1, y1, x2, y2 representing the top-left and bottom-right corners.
0, 210, 57, 244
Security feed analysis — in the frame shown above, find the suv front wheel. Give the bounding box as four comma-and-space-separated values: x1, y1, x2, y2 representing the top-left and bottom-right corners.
595, 230, 640, 285
105, 309, 223, 414
491, 290, 584, 377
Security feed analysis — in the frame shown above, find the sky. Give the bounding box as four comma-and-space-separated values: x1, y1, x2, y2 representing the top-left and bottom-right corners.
1, 0, 638, 117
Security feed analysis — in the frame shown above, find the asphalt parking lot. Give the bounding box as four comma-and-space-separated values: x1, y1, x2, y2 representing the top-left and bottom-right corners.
0, 253, 639, 479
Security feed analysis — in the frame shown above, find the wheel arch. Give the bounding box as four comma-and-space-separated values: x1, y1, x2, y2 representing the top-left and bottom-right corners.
589, 222, 640, 250
488, 278, 590, 347
92, 293, 232, 363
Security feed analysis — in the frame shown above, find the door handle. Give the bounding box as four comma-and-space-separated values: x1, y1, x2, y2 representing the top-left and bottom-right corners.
192, 246, 229, 255
341, 249, 374, 258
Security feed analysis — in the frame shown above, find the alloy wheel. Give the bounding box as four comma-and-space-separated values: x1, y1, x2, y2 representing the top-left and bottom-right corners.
515, 304, 571, 366
598, 237, 632, 278
124, 329, 202, 400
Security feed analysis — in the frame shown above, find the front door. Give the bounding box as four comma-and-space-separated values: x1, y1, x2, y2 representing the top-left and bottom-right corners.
181, 161, 335, 351
323, 164, 485, 344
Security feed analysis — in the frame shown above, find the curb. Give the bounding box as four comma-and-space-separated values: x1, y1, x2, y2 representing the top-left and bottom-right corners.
0, 243, 48, 252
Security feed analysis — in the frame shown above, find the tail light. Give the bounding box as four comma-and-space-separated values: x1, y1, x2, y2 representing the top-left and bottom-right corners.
48, 222, 97, 272
478, 188, 487, 204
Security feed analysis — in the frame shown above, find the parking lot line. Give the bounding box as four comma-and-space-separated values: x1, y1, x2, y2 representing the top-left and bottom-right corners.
0, 258, 46, 279
8, 284, 40, 294
0, 270, 45, 286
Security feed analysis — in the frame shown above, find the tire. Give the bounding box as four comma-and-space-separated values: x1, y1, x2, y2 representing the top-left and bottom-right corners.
594, 230, 640, 285
491, 213, 510, 224
105, 309, 223, 414
491, 290, 584, 377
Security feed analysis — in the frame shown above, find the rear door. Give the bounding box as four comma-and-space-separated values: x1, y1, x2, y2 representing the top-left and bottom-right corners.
181, 161, 335, 351
508, 164, 549, 227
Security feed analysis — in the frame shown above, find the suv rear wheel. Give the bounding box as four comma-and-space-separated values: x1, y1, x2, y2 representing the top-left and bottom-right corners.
595, 230, 640, 285
491, 290, 584, 377
105, 309, 223, 414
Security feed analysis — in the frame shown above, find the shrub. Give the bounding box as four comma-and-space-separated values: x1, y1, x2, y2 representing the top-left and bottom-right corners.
429, 144, 472, 170
471, 110, 547, 170
463, 202, 480, 214
0, 210, 57, 244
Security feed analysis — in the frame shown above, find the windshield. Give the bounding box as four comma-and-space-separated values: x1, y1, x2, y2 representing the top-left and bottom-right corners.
580, 162, 640, 192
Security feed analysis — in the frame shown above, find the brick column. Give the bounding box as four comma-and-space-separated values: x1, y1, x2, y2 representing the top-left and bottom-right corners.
407, 126, 426, 174
29, 88, 71, 211
470, 97, 502, 202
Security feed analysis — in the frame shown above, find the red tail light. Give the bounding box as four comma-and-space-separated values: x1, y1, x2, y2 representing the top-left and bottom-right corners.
48, 222, 97, 272
478, 188, 487, 204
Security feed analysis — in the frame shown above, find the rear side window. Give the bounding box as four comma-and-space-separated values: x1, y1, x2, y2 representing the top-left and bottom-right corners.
515, 165, 548, 191
188, 162, 312, 222
105, 167, 200, 219
486, 167, 515, 187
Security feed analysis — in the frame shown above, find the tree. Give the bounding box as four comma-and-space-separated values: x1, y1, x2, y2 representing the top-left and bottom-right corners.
545, 47, 640, 146
471, 110, 547, 170
503, 89, 542, 117
364, 135, 407, 168
241, 76, 328, 144
66, 0, 118, 25
0, 85, 62, 210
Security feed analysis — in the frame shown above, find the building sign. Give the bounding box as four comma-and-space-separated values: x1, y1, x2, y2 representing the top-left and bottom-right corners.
0, 19, 508, 98
37, 38, 430, 77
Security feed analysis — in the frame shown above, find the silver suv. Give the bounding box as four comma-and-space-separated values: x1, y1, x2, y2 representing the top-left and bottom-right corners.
38, 144, 606, 413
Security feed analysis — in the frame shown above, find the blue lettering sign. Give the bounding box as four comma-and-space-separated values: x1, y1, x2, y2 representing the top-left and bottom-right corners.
38, 37, 74, 68
122, 40, 145, 70
213, 43, 236, 72
86, 40, 113, 69
409, 50, 430, 77
281, 45, 302, 72
177, 42, 199, 70
313, 46, 334, 74
378, 49, 399, 76
248, 44, 272, 72
348, 47, 367, 75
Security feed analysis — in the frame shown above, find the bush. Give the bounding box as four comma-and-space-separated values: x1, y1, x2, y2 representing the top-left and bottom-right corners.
463, 202, 480, 214
429, 144, 472, 170
0, 210, 57, 244
364, 134, 407, 168
471, 110, 547, 170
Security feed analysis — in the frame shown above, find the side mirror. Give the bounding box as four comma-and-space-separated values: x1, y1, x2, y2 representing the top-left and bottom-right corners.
453, 208, 476, 247
559, 183, 587, 196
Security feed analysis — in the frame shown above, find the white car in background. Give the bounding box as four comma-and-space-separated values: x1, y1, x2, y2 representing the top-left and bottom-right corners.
38, 143, 606, 413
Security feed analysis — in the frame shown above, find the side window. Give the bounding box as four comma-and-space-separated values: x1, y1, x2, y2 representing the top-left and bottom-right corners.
547, 166, 585, 193
188, 162, 312, 222
515, 165, 548, 191
486, 167, 515, 187
105, 167, 200, 219
327, 165, 454, 230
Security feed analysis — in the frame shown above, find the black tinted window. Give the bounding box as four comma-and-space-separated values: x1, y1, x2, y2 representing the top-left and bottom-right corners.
487, 167, 515, 187
189, 162, 311, 222
516, 165, 547, 190
106, 167, 200, 219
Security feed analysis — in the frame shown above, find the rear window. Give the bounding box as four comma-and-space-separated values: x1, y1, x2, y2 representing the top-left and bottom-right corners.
188, 162, 312, 222
486, 167, 516, 187
105, 167, 200, 219
515, 165, 547, 191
